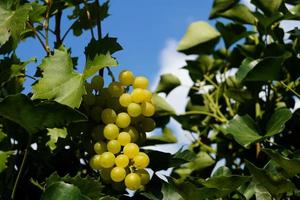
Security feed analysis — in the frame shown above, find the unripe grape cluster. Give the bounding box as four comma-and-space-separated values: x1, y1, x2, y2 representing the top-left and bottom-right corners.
85, 70, 155, 191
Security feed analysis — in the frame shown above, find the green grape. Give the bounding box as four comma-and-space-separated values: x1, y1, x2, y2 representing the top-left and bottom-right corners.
115, 154, 129, 168
103, 124, 119, 140
119, 70, 135, 86
91, 75, 104, 90
101, 108, 117, 124
108, 82, 124, 97
100, 168, 112, 183
131, 88, 145, 103
141, 102, 155, 117
82, 94, 96, 106
127, 103, 142, 117
85, 82, 93, 94
91, 125, 105, 141
115, 112, 131, 128
125, 173, 141, 190
106, 97, 122, 111
123, 126, 139, 142
100, 152, 115, 168
141, 118, 156, 132
117, 132, 131, 146
89, 154, 102, 170
112, 181, 126, 191
136, 169, 150, 185
137, 132, 146, 145
123, 143, 139, 159
133, 76, 149, 89
107, 140, 121, 154
90, 106, 103, 122
133, 152, 150, 169
119, 93, 132, 107
110, 167, 126, 182
94, 141, 106, 154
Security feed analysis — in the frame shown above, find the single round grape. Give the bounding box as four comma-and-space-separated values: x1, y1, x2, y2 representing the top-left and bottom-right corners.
119, 93, 132, 107
89, 154, 102, 170
82, 94, 96, 106
108, 82, 124, 97
90, 106, 103, 122
131, 88, 145, 103
103, 124, 119, 140
100, 152, 115, 168
123, 143, 139, 159
115, 154, 129, 168
106, 97, 122, 112
85, 82, 93, 94
141, 118, 156, 132
133, 76, 149, 89
119, 70, 135, 86
93, 141, 106, 154
125, 173, 141, 190
133, 152, 150, 169
115, 112, 131, 128
123, 126, 139, 142
110, 167, 126, 182
107, 140, 121, 154
127, 103, 142, 117
101, 108, 117, 124
91, 75, 104, 90
117, 132, 131, 146
96, 88, 111, 106
136, 169, 150, 185
142, 89, 152, 102
91, 125, 105, 141
141, 102, 155, 117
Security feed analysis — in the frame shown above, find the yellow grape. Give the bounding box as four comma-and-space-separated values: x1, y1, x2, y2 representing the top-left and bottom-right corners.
142, 89, 152, 102
127, 103, 142, 117
123, 126, 139, 142
131, 88, 145, 103
94, 141, 106, 154
115, 112, 131, 128
108, 82, 124, 97
141, 102, 155, 117
100, 152, 115, 168
117, 132, 131, 146
133, 152, 150, 169
136, 169, 150, 185
119, 70, 135, 86
123, 143, 139, 159
110, 167, 126, 182
91, 75, 104, 90
133, 76, 149, 89
103, 124, 119, 140
101, 108, 117, 124
115, 154, 129, 168
119, 93, 132, 107
125, 173, 141, 190
89, 155, 102, 170
107, 140, 121, 154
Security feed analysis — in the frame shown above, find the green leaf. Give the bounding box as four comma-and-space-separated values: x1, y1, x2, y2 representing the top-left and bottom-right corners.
29, 2, 46, 22
0, 4, 32, 47
177, 21, 220, 55
162, 182, 184, 200
254, 182, 272, 200
265, 108, 292, 137
152, 94, 176, 115
222, 115, 262, 148
263, 149, 300, 177
251, 0, 283, 15
212, 166, 232, 177
170, 148, 197, 167
32, 47, 86, 108
201, 175, 251, 191
245, 160, 296, 197
85, 36, 122, 57
0, 128, 7, 143
147, 127, 177, 144
236, 58, 258, 82
219, 4, 256, 24
46, 128, 68, 151
0, 94, 86, 134
0, 150, 13, 173
41, 181, 81, 200
155, 74, 181, 95
210, 0, 239, 18
99, 196, 118, 200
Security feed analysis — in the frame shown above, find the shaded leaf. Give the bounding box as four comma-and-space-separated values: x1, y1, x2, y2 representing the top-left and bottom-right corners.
155, 74, 181, 95
222, 115, 261, 148
251, 0, 283, 15
0, 150, 12, 173
201, 175, 251, 191
162, 182, 184, 200
147, 127, 177, 144
210, 0, 239, 18
46, 128, 68, 151
212, 166, 232, 177
219, 4, 256, 24
152, 94, 176, 115
170, 148, 197, 167
265, 108, 292, 137
177, 21, 220, 55
41, 181, 81, 200
0, 94, 86, 134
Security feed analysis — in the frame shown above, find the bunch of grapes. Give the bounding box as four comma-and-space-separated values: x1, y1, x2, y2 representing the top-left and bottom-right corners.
84, 70, 155, 191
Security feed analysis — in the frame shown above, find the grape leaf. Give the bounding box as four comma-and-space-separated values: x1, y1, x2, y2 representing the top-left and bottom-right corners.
41, 181, 81, 200
0, 94, 87, 134
46, 128, 68, 151
155, 74, 181, 95
0, 150, 13, 173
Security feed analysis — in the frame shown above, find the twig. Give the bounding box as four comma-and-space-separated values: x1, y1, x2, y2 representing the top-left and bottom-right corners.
107, 67, 115, 82
27, 22, 49, 54
54, 10, 62, 48
280, 81, 300, 98
95, 0, 102, 40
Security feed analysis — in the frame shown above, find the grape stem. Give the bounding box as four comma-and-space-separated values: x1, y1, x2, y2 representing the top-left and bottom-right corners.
107, 67, 116, 82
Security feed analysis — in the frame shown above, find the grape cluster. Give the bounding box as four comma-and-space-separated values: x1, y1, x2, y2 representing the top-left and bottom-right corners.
85, 70, 155, 191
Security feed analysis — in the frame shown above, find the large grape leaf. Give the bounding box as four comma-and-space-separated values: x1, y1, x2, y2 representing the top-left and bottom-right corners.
265, 108, 292, 137
0, 3, 32, 47
0, 94, 87, 135
41, 181, 81, 200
